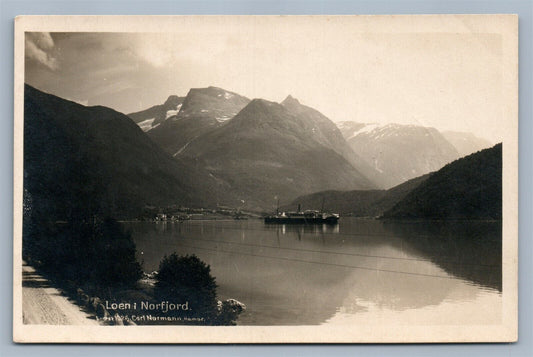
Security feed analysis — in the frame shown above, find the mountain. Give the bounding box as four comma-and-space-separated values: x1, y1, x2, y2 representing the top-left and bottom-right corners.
284, 174, 430, 217
24, 84, 220, 219
442, 131, 493, 157
281, 95, 360, 163
383, 143, 502, 219
128, 95, 185, 131
337, 121, 461, 188
178, 98, 377, 210
146, 86, 250, 156
282, 97, 387, 188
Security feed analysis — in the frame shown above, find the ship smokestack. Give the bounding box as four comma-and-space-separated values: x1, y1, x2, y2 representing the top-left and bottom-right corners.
298, 204, 301, 212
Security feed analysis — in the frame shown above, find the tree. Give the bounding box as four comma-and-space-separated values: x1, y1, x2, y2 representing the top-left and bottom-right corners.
92, 217, 143, 287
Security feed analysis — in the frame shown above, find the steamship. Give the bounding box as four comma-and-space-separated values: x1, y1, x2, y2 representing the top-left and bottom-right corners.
264, 204, 339, 224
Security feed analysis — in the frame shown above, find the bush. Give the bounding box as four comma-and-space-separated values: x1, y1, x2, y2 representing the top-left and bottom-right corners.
153, 253, 245, 325
154, 253, 218, 321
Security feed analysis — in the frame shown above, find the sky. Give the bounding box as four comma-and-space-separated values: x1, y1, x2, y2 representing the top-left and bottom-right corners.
24, 21, 505, 143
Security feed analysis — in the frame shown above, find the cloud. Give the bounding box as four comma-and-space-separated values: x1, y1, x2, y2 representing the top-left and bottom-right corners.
25, 32, 58, 70
29, 32, 54, 49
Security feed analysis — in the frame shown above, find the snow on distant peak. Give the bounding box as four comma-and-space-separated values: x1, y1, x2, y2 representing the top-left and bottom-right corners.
165, 103, 183, 119
347, 122, 428, 140
348, 123, 380, 140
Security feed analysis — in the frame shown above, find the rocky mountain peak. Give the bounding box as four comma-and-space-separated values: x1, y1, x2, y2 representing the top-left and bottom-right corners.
163, 95, 181, 107
249, 98, 278, 107
281, 95, 300, 107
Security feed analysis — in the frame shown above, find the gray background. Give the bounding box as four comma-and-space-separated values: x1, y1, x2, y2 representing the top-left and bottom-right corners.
1, 0, 531, 355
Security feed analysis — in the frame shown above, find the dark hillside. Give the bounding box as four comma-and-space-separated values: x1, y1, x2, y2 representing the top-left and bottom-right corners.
285, 174, 430, 216
383, 144, 502, 219
24, 84, 217, 220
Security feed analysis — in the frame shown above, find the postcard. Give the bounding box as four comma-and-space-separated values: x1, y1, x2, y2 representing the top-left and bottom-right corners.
13, 15, 518, 343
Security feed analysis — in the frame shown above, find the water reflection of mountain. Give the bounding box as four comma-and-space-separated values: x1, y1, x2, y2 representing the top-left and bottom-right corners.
381, 220, 502, 291
271, 220, 496, 315
127, 219, 502, 325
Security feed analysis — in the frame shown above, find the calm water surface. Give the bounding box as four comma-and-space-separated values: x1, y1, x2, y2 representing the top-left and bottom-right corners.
125, 218, 502, 325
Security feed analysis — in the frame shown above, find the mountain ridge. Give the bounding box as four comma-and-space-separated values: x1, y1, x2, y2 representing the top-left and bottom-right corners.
145, 86, 250, 157
128, 94, 185, 131
337, 121, 461, 188
177, 97, 378, 210
442, 130, 493, 157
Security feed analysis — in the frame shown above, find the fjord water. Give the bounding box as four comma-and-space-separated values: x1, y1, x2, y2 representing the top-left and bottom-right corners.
126, 218, 501, 325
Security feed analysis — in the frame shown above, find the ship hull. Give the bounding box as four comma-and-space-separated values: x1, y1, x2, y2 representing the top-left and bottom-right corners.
264, 216, 339, 224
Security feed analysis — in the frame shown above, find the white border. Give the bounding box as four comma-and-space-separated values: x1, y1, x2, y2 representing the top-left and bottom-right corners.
13, 15, 518, 343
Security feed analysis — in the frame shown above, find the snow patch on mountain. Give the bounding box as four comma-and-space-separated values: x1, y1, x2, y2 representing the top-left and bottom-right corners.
165, 103, 183, 119
347, 123, 427, 140
137, 118, 155, 132
373, 158, 384, 173
173, 136, 199, 157
215, 115, 232, 122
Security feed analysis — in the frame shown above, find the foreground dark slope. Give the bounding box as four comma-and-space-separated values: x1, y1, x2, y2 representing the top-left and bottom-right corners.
24, 84, 217, 219
383, 144, 502, 219
286, 174, 430, 216
180, 98, 376, 210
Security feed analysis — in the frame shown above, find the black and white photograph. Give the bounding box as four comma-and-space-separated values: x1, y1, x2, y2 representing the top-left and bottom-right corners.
13, 15, 518, 343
